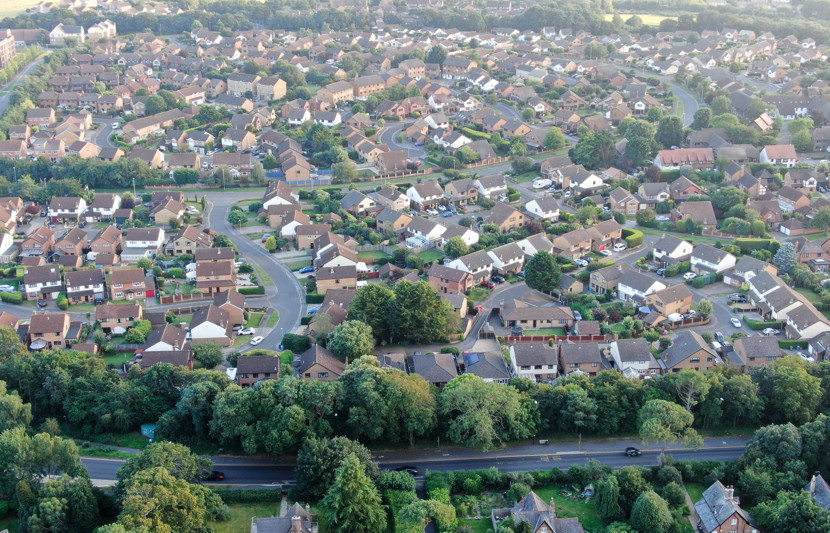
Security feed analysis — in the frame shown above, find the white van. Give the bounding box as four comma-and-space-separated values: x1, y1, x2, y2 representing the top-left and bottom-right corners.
613, 242, 627, 252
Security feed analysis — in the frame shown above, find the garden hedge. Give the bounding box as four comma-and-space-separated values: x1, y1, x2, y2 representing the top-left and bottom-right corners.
622, 228, 644, 248
212, 488, 281, 503
742, 316, 783, 330
239, 286, 266, 295
0, 291, 23, 304
779, 340, 807, 350
733, 238, 780, 254
305, 293, 324, 303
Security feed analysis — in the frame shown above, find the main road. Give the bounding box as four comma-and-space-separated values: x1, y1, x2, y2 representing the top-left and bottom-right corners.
0, 56, 46, 116
82, 436, 749, 487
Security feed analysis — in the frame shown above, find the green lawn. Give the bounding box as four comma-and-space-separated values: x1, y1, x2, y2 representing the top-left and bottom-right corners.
209, 502, 283, 533
103, 352, 133, 368
234, 198, 262, 207
76, 442, 136, 459
795, 286, 822, 304
176, 313, 194, 324
267, 311, 280, 327
357, 250, 393, 261
256, 266, 274, 286
0, 515, 19, 533
233, 335, 254, 347
286, 259, 313, 271
458, 518, 492, 533
0, 0, 39, 17
526, 328, 567, 336
637, 227, 726, 245
246, 312, 264, 328
467, 287, 492, 301
685, 483, 706, 506
245, 231, 269, 241
533, 487, 603, 532
420, 249, 444, 263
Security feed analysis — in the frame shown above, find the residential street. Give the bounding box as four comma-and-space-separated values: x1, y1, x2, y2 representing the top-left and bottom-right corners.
0, 56, 45, 116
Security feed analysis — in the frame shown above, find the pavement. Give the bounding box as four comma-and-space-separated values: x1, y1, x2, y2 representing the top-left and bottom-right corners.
81, 435, 750, 488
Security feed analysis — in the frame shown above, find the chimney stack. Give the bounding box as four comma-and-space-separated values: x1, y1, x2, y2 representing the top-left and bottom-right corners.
291, 515, 303, 533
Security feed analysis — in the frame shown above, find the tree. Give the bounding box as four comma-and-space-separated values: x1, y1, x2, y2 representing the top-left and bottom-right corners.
711, 95, 732, 116
388, 281, 455, 344
0, 428, 84, 495
694, 298, 714, 317
616, 466, 649, 516
333, 160, 358, 182
630, 491, 673, 533
793, 129, 814, 153
261, 154, 279, 170
624, 136, 654, 168
320, 454, 386, 533
426, 46, 448, 65
444, 236, 469, 259
595, 475, 624, 522
692, 107, 712, 130
525, 251, 561, 294
638, 399, 702, 464
398, 499, 456, 532
673, 370, 710, 413
295, 436, 377, 501
327, 321, 375, 361
710, 186, 746, 212
116, 467, 224, 532
228, 209, 247, 227
27, 474, 100, 533
455, 146, 480, 165
754, 490, 830, 533
571, 130, 615, 170
0, 380, 32, 432
136, 257, 153, 272
264, 236, 278, 252
722, 374, 762, 427
192, 342, 223, 368
348, 285, 394, 344
769, 364, 822, 425
655, 116, 684, 148
439, 374, 534, 451
543, 127, 567, 150
144, 95, 167, 115
116, 442, 211, 489
789, 117, 815, 135
772, 242, 796, 274
810, 206, 830, 234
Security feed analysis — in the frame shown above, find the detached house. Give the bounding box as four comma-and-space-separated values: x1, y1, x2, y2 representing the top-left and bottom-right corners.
64, 268, 106, 304
48, 197, 87, 225
760, 144, 798, 167
659, 330, 721, 373
694, 482, 759, 533
168, 225, 213, 256
96, 302, 142, 333
108, 267, 148, 301
189, 304, 232, 346
509, 344, 559, 382
406, 181, 444, 211
237, 356, 280, 387
487, 202, 525, 233
23, 265, 62, 300
428, 264, 474, 294
690, 244, 737, 275
474, 175, 508, 199
296, 344, 345, 381
29, 313, 79, 350
653, 234, 693, 263
617, 272, 666, 303
608, 338, 661, 379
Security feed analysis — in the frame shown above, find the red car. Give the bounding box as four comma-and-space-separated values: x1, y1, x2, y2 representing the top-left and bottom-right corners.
481, 281, 495, 289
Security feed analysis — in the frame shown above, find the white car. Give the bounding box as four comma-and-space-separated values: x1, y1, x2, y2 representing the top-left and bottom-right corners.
599, 250, 613, 257
249, 336, 264, 346
426, 209, 439, 216
613, 243, 627, 252
238, 327, 256, 335
730, 318, 742, 328
762, 328, 780, 336
574, 259, 588, 267
0, 285, 15, 293
683, 272, 697, 281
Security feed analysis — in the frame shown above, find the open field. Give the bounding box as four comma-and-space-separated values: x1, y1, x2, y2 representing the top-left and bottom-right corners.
0, 0, 39, 18
603, 13, 678, 25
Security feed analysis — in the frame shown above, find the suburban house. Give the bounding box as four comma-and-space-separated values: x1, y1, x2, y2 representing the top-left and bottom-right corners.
96, 302, 142, 333
28, 312, 79, 350
406, 182, 444, 211
138, 350, 194, 371
658, 331, 721, 373
690, 244, 737, 275
88, 193, 121, 220
500, 299, 576, 329
487, 202, 525, 233
428, 264, 474, 294
21, 226, 55, 257
295, 344, 345, 381
316, 265, 358, 292
509, 343, 559, 382
669, 176, 705, 202
759, 144, 798, 167
724, 256, 778, 287
340, 191, 376, 215
608, 187, 639, 216
90, 225, 123, 256
48, 197, 87, 224
371, 185, 411, 211
54, 227, 88, 256
497, 491, 586, 533
645, 284, 694, 316
653, 235, 693, 263
654, 147, 715, 171
474, 175, 509, 199
22, 265, 63, 301
214, 289, 246, 326
411, 353, 458, 388
189, 304, 233, 346
694, 482, 759, 533
123, 228, 165, 260
108, 267, 149, 301
460, 352, 511, 384
552, 228, 593, 259
196, 261, 236, 294
64, 268, 106, 304
145, 324, 188, 352
617, 272, 666, 303
672, 201, 718, 231
168, 225, 213, 256
444, 178, 479, 205
525, 196, 560, 221
607, 338, 661, 379
731, 336, 783, 368
237, 356, 281, 387
559, 343, 606, 378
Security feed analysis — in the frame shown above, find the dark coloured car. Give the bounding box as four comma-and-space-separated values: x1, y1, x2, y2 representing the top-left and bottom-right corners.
655, 268, 665, 276
491, 275, 505, 284
205, 471, 225, 481
394, 466, 418, 476
37, 300, 48, 308
625, 447, 641, 457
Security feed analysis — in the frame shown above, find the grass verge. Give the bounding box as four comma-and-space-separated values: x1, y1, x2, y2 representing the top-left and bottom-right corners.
246, 312, 264, 328
256, 266, 274, 286
267, 311, 280, 327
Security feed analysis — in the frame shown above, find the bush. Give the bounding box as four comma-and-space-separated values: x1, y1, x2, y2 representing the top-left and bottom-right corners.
239, 286, 266, 295
300, 315, 313, 325
305, 293, 324, 303
212, 488, 281, 503
0, 291, 23, 304
733, 238, 780, 254
778, 339, 808, 350
742, 317, 783, 330
377, 471, 417, 492
169, 267, 185, 279
622, 228, 644, 248
587, 260, 615, 272
281, 333, 311, 353
665, 261, 691, 277
441, 347, 460, 355
57, 293, 69, 310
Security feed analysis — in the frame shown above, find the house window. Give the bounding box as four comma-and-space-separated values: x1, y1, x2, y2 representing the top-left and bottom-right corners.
318, 372, 329, 378
690, 357, 700, 363
115, 292, 123, 297
520, 365, 530, 370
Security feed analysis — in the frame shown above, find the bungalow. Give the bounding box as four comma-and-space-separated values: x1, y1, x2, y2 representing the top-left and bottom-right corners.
411, 353, 458, 388
295, 344, 345, 381
500, 299, 576, 329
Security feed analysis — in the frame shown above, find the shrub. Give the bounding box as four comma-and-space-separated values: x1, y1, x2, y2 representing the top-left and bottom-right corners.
377, 471, 417, 492
622, 228, 644, 248
742, 317, 783, 330
733, 238, 780, 254
305, 293, 324, 303
57, 293, 69, 310
587, 260, 615, 272
441, 347, 460, 355
0, 291, 23, 304
169, 267, 184, 279
778, 340, 808, 350
212, 488, 281, 503
281, 333, 311, 353
300, 316, 312, 325
239, 286, 266, 295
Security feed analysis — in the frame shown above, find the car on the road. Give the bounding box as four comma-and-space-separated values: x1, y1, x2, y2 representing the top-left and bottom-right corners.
763, 328, 780, 336
394, 466, 418, 476
599, 249, 613, 257
308, 307, 319, 314
625, 447, 641, 457
249, 336, 264, 346
298, 266, 315, 274
238, 327, 256, 335
683, 272, 697, 281
111, 122, 119, 129
205, 471, 225, 481
730, 317, 742, 328
0, 285, 15, 293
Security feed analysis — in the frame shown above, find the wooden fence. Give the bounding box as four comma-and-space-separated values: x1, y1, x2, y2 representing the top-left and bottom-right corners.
499, 334, 616, 344
159, 292, 213, 304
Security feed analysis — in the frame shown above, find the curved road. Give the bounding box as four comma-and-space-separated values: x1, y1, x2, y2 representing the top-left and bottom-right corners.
377, 121, 427, 160
82, 436, 749, 487
0, 56, 46, 116
670, 84, 699, 127
203, 191, 306, 353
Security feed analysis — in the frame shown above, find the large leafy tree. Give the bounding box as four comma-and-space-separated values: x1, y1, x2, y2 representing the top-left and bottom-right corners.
638, 399, 702, 464
27, 474, 101, 533
192, 342, 223, 368
772, 242, 796, 274
543, 127, 568, 150
754, 489, 830, 533
295, 436, 377, 501
116, 442, 212, 490
444, 236, 469, 259
0, 428, 84, 495
770, 363, 822, 424
320, 454, 386, 533
0, 379, 32, 432
710, 186, 746, 212
524, 251, 562, 294
327, 321, 375, 362
655, 116, 684, 148
570, 130, 616, 170
348, 284, 395, 344
722, 374, 763, 427
388, 281, 455, 344
116, 467, 224, 533
691, 107, 711, 130
439, 374, 535, 451
595, 475, 624, 522
630, 491, 673, 533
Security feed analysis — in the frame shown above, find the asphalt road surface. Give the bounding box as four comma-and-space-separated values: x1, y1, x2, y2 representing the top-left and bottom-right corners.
82, 436, 749, 487
377, 121, 427, 160
0, 56, 45, 116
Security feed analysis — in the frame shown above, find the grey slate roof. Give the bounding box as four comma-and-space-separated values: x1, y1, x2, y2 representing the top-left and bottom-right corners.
806, 474, 830, 510
659, 330, 719, 370
411, 353, 458, 383
462, 352, 511, 381
694, 481, 757, 532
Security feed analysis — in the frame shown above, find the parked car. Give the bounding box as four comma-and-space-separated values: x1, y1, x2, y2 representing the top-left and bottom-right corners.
762, 328, 780, 336
730, 317, 742, 328
625, 447, 641, 457
599, 249, 613, 257
308, 307, 319, 314
442, 210, 453, 217
491, 275, 505, 284
249, 336, 264, 346
683, 272, 697, 281
37, 300, 48, 308
574, 259, 588, 267
298, 266, 315, 274
232, 324, 244, 331
613, 242, 627, 252
714, 332, 726, 344
655, 268, 665, 276
426, 209, 439, 216
261, 233, 272, 243
205, 471, 225, 481
437, 205, 446, 211
728, 293, 748, 303
0, 285, 15, 293
238, 327, 255, 335
481, 280, 496, 289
